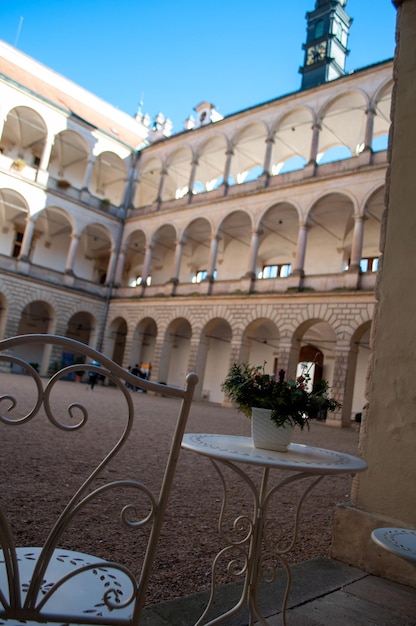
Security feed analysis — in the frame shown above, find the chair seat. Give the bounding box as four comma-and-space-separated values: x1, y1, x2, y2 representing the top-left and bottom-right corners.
371, 527, 416, 565
0, 547, 136, 625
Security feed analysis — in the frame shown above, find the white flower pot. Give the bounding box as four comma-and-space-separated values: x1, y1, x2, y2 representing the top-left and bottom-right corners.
251, 407, 294, 452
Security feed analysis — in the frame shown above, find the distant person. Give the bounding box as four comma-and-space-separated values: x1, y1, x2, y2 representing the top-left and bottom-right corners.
131, 363, 140, 392
125, 365, 134, 390
88, 360, 100, 390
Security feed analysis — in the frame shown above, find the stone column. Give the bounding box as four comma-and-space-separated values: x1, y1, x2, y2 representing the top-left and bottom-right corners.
129, 175, 140, 209
309, 122, 321, 164
105, 248, 118, 286
140, 243, 153, 294
349, 214, 365, 270
36, 133, 54, 183
228, 336, 244, 368
327, 344, 350, 427
65, 233, 79, 274
223, 148, 234, 189
246, 229, 262, 279
82, 158, 95, 190
188, 157, 199, 196
278, 338, 300, 380
263, 136, 275, 177
114, 248, 126, 286
205, 235, 220, 294
292, 222, 309, 276
187, 336, 201, 376
340, 342, 360, 427
156, 168, 168, 204
18, 215, 36, 261
170, 239, 184, 294
120, 156, 137, 214
153, 335, 167, 383
332, 2, 416, 588
363, 106, 376, 152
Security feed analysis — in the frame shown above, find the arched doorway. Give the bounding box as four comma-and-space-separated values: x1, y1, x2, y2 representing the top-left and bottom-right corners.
198, 318, 232, 403
15, 300, 54, 374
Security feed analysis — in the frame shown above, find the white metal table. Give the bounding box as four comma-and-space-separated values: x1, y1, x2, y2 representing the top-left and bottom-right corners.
182, 434, 368, 626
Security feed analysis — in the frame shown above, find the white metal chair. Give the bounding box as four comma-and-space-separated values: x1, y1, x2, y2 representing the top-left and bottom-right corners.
371, 527, 416, 566
0, 334, 198, 625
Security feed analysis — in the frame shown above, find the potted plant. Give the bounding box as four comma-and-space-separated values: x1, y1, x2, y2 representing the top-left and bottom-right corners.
57, 179, 71, 189
221, 363, 341, 452
12, 158, 26, 171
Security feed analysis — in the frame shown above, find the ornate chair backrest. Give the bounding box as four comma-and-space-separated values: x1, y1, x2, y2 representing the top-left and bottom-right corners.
0, 334, 198, 625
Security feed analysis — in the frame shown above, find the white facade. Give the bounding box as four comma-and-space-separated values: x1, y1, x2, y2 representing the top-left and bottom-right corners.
0, 39, 393, 426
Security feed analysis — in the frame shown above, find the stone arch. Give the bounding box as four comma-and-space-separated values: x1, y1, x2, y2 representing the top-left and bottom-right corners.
120, 228, 147, 287
348, 320, 372, 421
159, 317, 192, 386
318, 89, 369, 161
90, 150, 127, 206
31, 206, 73, 272
241, 318, 280, 371
76, 223, 113, 283
361, 185, 385, 270
164, 145, 193, 200
134, 156, 163, 208
372, 79, 393, 151
130, 317, 158, 373
14, 300, 55, 375
49, 129, 90, 187
305, 192, 356, 274
271, 107, 314, 173
0, 188, 29, 258
149, 224, 177, 286
231, 121, 268, 184
0, 105, 47, 166
216, 210, 253, 281
65, 311, 97, 346
180, 217, 213, 284
193, 134, 228, 193
292, 318, 338, 388
257, 202, 299, 278
107, 316, 128, 364
197, 317, 233, 403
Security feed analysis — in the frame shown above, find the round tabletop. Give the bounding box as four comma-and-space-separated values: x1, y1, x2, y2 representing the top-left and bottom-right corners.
182, 434, 367, 474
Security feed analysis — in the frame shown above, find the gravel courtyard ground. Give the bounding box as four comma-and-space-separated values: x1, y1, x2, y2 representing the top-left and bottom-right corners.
0, 372, 362, 606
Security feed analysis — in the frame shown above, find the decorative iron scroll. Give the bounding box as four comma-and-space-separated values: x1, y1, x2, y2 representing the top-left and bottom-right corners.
0, 334, 198, 626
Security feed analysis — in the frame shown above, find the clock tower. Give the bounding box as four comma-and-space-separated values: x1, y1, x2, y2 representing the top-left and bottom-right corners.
299, 0, 352, 90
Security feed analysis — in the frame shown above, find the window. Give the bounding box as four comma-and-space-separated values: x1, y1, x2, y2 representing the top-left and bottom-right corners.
12, 231, 24, 258
315, 20, 324, 38
360, 257, 379, 273
191, 269, 217, 283
130, 275, 152, 287
258, 264, 291, 279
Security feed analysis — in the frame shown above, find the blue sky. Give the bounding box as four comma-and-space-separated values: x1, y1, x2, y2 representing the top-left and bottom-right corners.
1, 1, 397, 133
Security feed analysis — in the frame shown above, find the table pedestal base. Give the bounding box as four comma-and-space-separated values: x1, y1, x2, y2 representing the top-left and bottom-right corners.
195, 458, 324, 626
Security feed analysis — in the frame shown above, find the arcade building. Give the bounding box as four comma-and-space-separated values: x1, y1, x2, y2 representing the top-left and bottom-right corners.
0, 0, 392, 426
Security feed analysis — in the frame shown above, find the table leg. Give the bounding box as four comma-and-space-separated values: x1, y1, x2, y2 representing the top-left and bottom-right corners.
194, 459, 324, 626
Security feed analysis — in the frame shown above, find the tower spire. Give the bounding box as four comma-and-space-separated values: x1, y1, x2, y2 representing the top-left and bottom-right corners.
299, 0, 352, 90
